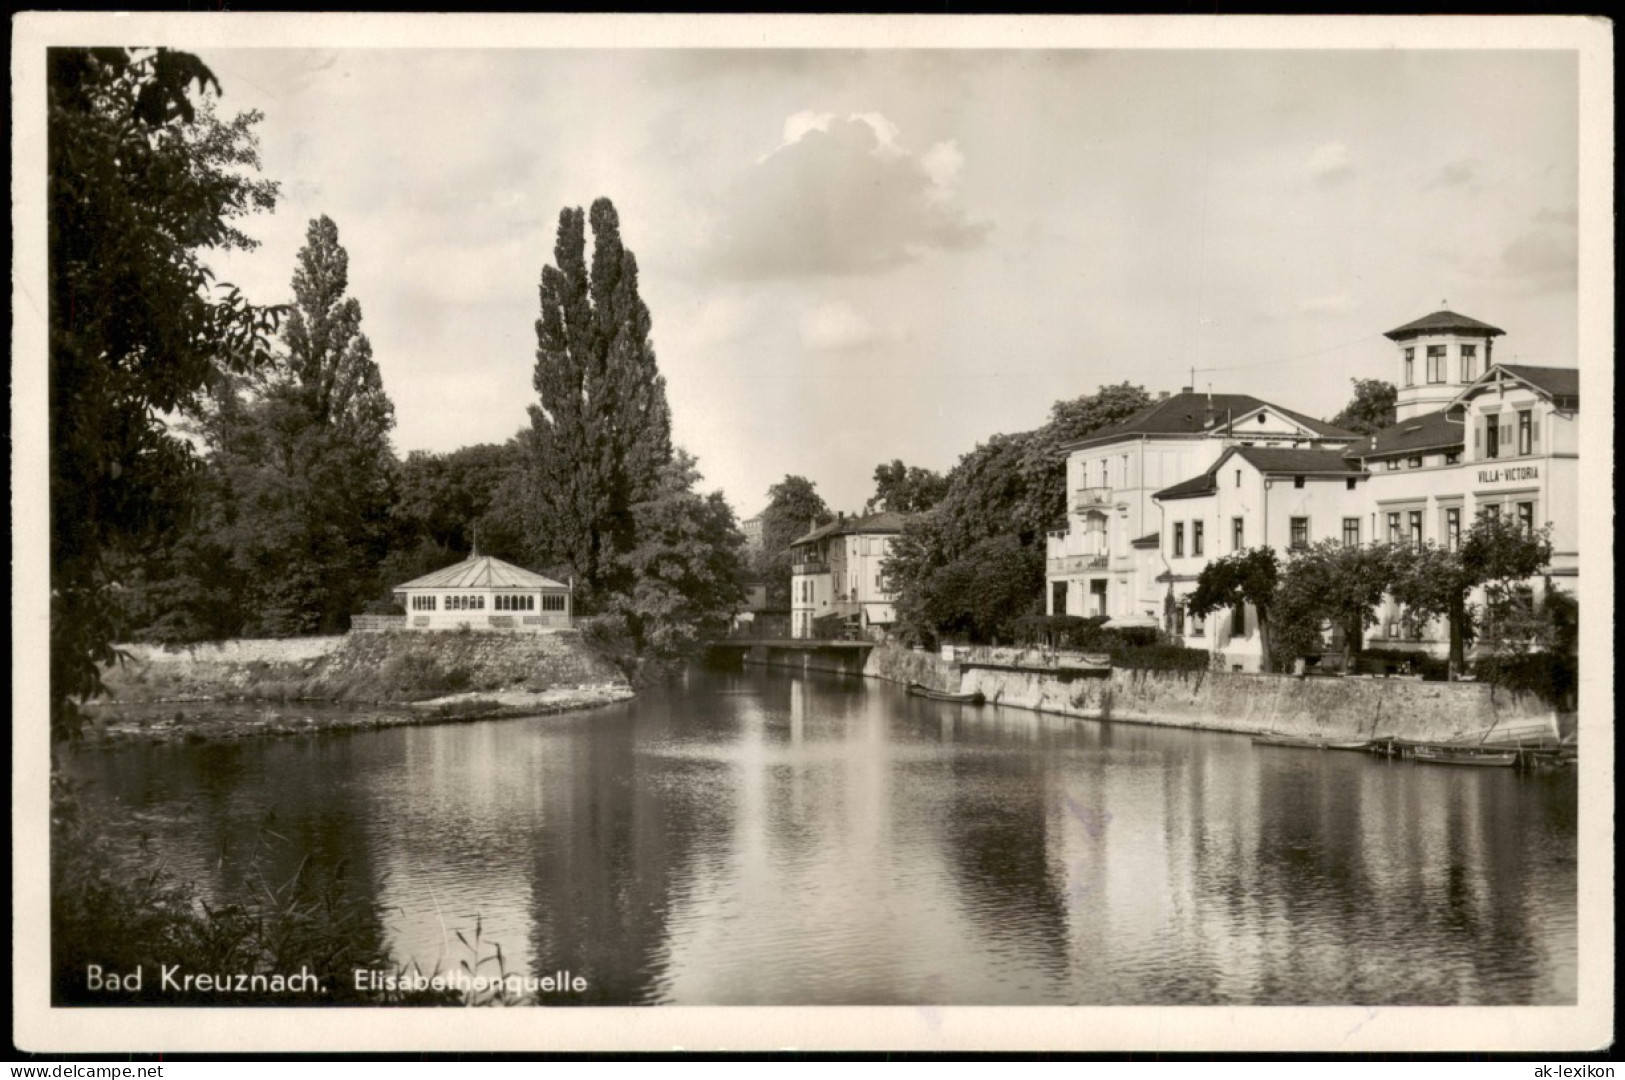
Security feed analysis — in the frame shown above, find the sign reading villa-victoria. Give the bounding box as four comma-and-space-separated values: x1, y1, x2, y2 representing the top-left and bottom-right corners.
1477, 465, 1540, 484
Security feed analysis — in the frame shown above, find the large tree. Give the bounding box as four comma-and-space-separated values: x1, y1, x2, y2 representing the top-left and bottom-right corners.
865, 460, 948, 514
1185, 547, 1282, 671
1272, 541, 1401, 663
49, 48, 282, 738
1329, 378, 1398, 436
1389, 512, 1554, 678
610, 450, 749, 657
755, 475, 832, 607
199, 216, 397, 636
527, 198, 673, 606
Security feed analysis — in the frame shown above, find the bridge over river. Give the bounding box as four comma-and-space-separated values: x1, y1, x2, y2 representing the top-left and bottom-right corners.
704, 638, 875, 676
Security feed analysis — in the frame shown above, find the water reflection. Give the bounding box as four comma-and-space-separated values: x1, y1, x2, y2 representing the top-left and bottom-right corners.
63, 668, 1577, 1005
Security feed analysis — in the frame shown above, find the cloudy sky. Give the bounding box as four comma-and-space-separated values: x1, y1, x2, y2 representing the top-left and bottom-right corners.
193, 40, 1582, 517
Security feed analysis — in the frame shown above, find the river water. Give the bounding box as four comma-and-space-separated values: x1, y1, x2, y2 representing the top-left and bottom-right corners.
64, 667, 1577, 1005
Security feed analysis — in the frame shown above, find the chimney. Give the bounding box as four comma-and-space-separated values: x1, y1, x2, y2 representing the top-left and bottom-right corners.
1158, 390, 1170, 401
1180, 385, 1193, 394
1203, 392, 1216, 429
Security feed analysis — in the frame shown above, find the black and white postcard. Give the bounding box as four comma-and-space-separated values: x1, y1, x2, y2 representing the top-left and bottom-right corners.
12, 13, 1613, 1054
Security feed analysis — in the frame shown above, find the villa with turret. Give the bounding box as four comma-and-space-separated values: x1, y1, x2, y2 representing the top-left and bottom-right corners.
1044, 309, 1580, 671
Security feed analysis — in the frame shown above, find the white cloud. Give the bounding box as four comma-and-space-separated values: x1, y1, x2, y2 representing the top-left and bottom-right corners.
797, 300, 903, 352
1304, 141, 1355, 187
706, 113, 989, 279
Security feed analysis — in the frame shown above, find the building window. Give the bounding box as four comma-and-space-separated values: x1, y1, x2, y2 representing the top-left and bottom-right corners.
1173, 523, 1185, 558
1290, 517, 1308, 550
1235, 469, 1241, 488
1460, 343, 1477, 382
1517, 501, 1534, 534
1051, 581, 1067, 614
542, 594, 567, 612
412, 595, 435, 611
1384, 459, 1400, 471
1232, 517, 1244, 551
1192, 520, 1204, 556
1231, 603, 1246, 637
1445, 507, 1461, 551
1517, 410, 1533, 455
1403, 348, 1415, 386
1485, 417, 1500, 459
1342, 518, 1360, 547
1445, 450, 1460, 465
1293, 475, 1305, 489
1426, 345, 1446, 384
1387, 512, 1402, 544
1346, 478, 1357, 490
1409, 510, 1423, 551
1190, 612, 1205, 638
1407, 455, 1423, 469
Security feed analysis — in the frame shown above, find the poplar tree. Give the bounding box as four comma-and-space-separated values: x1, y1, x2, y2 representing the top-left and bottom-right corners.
200, 215, 397, 635
529, 198, 673, 603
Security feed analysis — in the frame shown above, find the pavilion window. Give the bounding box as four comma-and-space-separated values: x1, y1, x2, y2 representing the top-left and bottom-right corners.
1403, 348, 1415, 387
1426, 345, 1446, 384
1460, 344, 1477, 382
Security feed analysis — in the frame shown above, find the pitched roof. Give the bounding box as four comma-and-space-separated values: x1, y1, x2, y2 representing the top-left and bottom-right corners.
1232, 446, 1369, 476
1383, 309, 1505, 341
790, 510, 911, 547
395, 555, 568, 591
1498, 364, 1579, 402
1060, 392, 1356, 450
1343, 409, 1464, 459
1154, 447, 1365, 501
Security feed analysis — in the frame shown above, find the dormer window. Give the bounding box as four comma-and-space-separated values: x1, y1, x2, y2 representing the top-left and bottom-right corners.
1407, 455, 1423, 468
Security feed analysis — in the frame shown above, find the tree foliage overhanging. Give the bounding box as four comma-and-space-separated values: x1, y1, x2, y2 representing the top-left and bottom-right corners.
49, 47, 284, 739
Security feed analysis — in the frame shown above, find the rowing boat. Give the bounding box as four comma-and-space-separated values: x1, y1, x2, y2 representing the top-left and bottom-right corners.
906, 683, 985, 705
1411, 745, 1517, 767
1252, 735, 1369, 750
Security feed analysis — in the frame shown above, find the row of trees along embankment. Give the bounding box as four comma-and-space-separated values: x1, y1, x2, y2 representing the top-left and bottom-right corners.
50, 48, 750, 743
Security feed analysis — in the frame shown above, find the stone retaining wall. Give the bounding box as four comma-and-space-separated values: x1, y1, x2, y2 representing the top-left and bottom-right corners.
863, 644, 1558, 743
102, 630, 627, 703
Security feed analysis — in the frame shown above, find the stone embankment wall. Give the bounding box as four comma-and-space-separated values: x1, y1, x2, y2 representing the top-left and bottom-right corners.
863, 645, 1558, 744
102, 630, 627, 704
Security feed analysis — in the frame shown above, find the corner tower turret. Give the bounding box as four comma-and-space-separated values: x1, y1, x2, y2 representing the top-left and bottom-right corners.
1383, 309, 1505, 422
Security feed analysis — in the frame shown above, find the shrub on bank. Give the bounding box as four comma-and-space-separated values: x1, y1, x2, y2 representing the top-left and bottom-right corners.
1474, 652, 1577, 709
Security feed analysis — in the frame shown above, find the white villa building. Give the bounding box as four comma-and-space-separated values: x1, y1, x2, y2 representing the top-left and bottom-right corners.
789, 510, 908, 639
1047, 308, 1579, 672
1045, 390, 1358, 624
392, 554, 573, 631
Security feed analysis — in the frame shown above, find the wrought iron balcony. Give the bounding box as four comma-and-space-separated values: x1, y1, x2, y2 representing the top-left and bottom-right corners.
1047, 553, 1110, 574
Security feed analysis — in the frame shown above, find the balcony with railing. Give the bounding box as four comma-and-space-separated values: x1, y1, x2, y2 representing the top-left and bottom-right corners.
1045, 528, 1110, 574
1072, 486, 1113, 512
791, 559, 829, 576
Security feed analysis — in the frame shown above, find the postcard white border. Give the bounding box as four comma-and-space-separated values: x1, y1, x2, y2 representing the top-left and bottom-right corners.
12, 12, 1614, 1054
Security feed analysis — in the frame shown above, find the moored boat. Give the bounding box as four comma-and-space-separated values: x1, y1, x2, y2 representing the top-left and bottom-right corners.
1252, 735, 1369, 750
906, 683, 985, 705
1411, 745, 1518, 767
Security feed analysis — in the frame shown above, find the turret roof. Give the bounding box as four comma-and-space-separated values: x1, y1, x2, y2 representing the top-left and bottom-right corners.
1383, 310, 1505, 341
